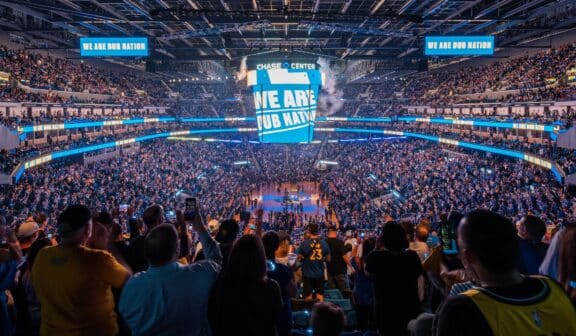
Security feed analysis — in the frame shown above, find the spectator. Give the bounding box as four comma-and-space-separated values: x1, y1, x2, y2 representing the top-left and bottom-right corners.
194, 218, 240, 265
351, 237, 376, 331
119, 212, 221, 336
516, 215, 549, 275
325, 226, 351, 295
410, 225, 430, 261
213, 219, 240, 265
433, 209, 576, 336
208, 235, 283, 336
297, 223, 331, 301
365, 221, 425, 336
0, 219, 21, 336
262, 231, 297, 336
343, 230, 357, 277
13, 219, 40, 336
539, 224, 564, 280
310, 301, 346, 336
127, 204, 164, 273
274, 230, 293, 266
440, 212, 463, 255
31, 205, 131, 336
15, 219, 39, 253
558, 221, 576, 304
15, 236, 53, 336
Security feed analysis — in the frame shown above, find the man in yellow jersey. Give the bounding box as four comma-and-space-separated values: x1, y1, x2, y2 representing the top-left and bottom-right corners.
32, 205, 132, 336
433, 209, 576, 336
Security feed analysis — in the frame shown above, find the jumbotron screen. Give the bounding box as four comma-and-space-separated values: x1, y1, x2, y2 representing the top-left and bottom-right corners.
247, 67, 324, 143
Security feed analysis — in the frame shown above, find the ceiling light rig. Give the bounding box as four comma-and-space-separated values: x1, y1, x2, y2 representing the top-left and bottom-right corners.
298, 21, 414, 38
149, 7, 423, 24
160, 20, 273, 41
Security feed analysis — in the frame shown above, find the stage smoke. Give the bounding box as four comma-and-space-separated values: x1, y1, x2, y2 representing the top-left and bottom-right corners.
317, 57, 344, 116
236, 57, 248, 83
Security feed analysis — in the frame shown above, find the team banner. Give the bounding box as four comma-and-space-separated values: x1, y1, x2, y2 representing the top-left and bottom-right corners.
80, 37, 149, 57
424, 36, 495, 56
248, 69, 323, 143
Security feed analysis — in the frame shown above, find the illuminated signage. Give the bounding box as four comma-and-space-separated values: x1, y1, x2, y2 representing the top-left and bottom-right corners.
424, 36, 495, 56
254, 62, 316, 70
248, 69, 323, 143
80, 37, 149, 57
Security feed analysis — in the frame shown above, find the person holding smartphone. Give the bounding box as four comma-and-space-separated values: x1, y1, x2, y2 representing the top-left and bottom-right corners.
125, 204, 165, 273
119, 204, 222, 336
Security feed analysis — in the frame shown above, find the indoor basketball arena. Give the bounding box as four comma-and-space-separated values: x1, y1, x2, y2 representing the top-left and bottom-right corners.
0, 1, 575, 335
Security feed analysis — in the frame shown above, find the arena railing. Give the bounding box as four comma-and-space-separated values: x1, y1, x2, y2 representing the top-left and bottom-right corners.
9, 126, 565, 185
15, 117, 252, 133
1, 102, 168, 124
404, 100, 576, 119
13, 115, 560, 134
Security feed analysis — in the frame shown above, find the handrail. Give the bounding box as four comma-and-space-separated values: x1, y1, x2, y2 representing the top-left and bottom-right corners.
13, 115, 561, 134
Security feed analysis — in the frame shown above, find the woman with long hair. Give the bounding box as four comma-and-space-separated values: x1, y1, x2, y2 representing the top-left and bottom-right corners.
351, 237, 376, 331
365, 221, 425, 336
209, 234, 283, 336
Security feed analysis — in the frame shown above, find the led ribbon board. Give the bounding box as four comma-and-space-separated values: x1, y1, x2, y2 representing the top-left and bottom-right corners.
425, 36, 495, 56
247, 68, 323, 143
80, 37, 149, 57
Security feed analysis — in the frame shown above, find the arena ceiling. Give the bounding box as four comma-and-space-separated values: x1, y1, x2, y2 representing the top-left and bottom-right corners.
0, 0, 574, 65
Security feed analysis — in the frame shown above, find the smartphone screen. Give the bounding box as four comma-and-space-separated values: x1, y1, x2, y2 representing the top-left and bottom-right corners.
119, 204, 129, 212
184, 197, 197, 221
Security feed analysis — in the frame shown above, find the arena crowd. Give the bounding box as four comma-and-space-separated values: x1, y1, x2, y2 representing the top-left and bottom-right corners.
1, 35, 576, 336
1, 138, 576, 336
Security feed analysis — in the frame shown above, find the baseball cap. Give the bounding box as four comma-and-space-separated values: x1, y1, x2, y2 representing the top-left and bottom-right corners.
17, 219, 39, 238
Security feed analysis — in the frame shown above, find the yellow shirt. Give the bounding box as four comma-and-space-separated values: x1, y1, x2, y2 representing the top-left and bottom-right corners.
31, 245, 130, 336
463, 276, 576, 335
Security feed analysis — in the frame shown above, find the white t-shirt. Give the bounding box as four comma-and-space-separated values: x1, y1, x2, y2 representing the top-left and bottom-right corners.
344, 237, 358, 274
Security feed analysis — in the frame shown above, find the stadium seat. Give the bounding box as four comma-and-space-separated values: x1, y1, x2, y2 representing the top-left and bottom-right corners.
325, 298, 353, 312
292, 310, 311, 328
363, 331, 379, 336
291, 329, 312, 336
324, 288, 344, 300
291, 299, 319, 312
341, 332, 363, 336
346, 310, 357, 328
